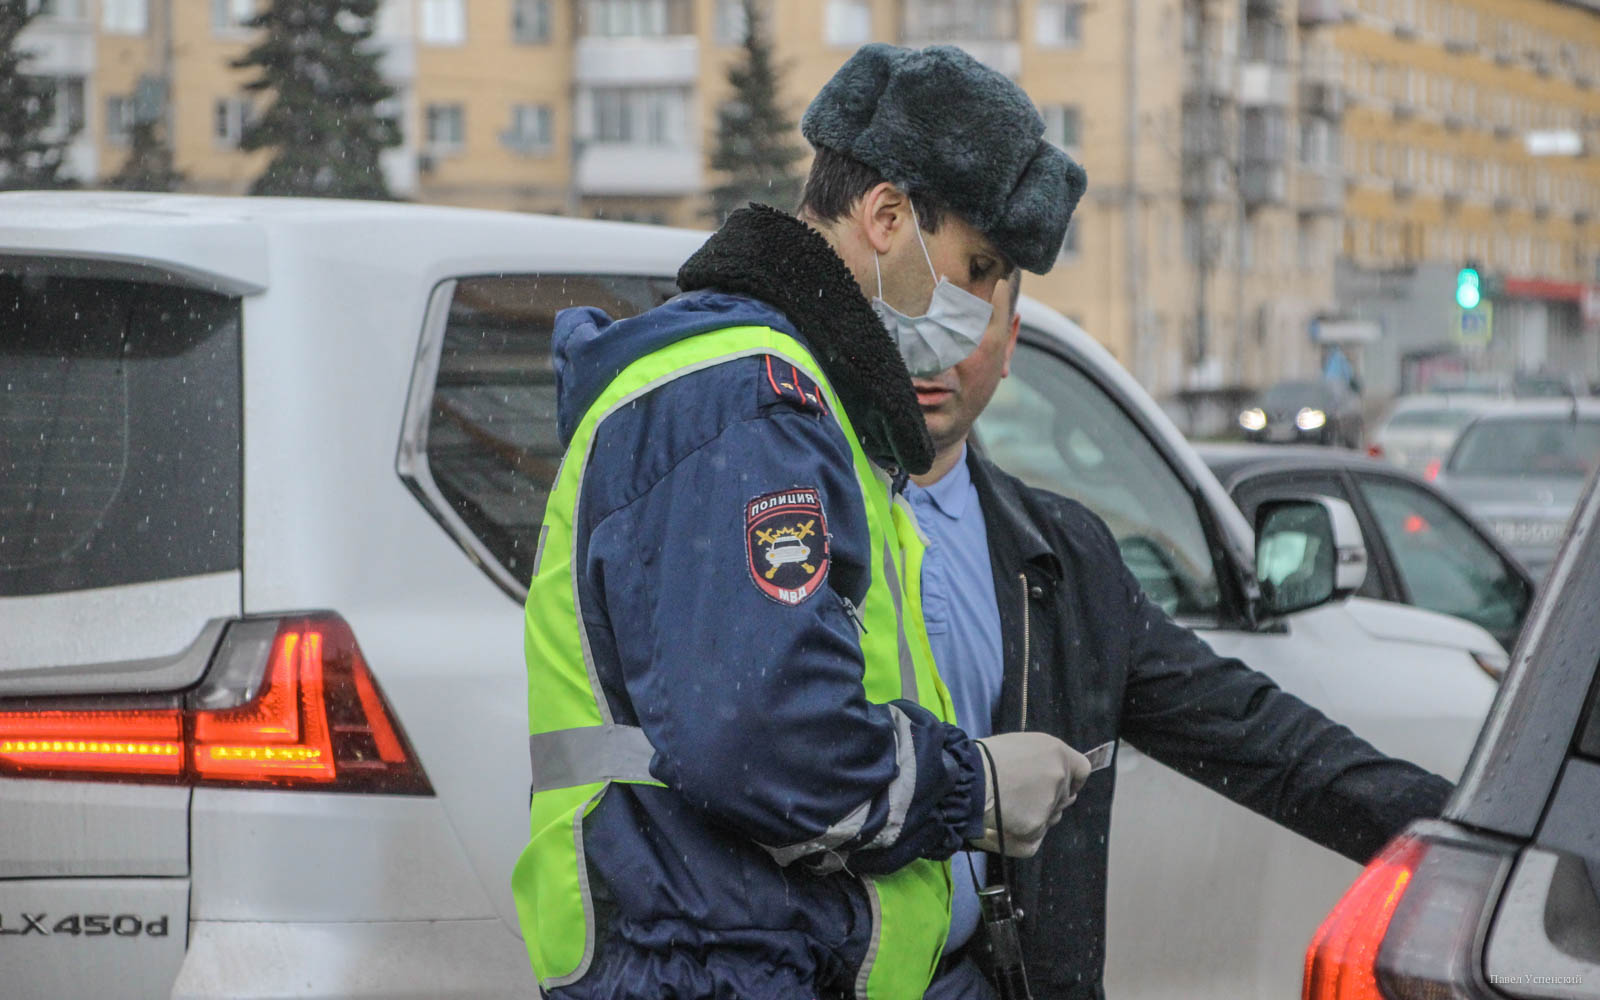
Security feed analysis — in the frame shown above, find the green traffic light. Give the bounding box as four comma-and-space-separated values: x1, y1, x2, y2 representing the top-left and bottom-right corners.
1456, 268, 1481, 310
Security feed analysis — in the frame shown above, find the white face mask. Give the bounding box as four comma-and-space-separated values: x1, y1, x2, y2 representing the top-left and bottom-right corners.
870, 203, 996, 378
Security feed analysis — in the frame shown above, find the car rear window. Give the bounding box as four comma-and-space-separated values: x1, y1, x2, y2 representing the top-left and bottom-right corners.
1385, 408, 1481, 430
1, 268, 241, 597
413, 275, 677, 595
1449, 418, 1600, 478
1262, 380, 1335, 409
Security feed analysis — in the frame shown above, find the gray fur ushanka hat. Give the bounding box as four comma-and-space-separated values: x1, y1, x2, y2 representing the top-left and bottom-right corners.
801, 43, 1087, 275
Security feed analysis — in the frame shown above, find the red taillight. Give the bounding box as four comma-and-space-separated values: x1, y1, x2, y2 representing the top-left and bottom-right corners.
1367, 444, 1385, 459
1424, 459, 1442, 482
0, 615, 430, 794
1304, 835, 1427, 1000
1403, 515, 1429, 534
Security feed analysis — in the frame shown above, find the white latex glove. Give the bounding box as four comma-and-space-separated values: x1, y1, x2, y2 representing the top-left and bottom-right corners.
969, 732, 1092, 858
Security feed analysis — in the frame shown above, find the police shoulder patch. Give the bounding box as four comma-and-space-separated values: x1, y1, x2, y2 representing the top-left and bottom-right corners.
745, 487, 830, 606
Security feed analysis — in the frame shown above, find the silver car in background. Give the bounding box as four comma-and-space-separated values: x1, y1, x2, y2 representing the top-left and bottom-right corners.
1436, 400, 1600, 579
1372, 394, 1504, 476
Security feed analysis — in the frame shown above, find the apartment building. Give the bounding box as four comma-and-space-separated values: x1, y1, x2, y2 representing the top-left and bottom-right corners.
1331, 0, 1600, 394
21, 0, 1597, 405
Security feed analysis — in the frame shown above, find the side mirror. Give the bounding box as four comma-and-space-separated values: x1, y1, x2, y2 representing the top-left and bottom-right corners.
1254, 497, 1369, 617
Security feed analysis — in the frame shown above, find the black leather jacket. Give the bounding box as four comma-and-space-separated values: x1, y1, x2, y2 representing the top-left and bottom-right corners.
964, 451, 1453, 1000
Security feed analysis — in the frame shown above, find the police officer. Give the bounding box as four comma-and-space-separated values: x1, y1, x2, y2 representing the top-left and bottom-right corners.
513, 44, 1090, 1000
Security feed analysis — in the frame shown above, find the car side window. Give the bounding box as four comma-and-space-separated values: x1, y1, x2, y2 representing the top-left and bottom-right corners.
975, 340, 1221, 619
1356, 475, 1530, 641
414, 274, 677, 591
1229, 471, 1385, 601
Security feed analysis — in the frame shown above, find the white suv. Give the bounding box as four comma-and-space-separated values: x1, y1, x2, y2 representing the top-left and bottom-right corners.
0, 194, 1504, 1000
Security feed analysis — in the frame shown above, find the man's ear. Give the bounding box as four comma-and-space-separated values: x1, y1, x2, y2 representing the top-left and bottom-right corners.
859, 182, 909, 256
1001, 312, 1021, 378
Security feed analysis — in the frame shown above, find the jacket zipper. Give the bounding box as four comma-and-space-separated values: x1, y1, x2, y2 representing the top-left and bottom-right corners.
838, 593, 868, 635
1018, 573, 1031, 732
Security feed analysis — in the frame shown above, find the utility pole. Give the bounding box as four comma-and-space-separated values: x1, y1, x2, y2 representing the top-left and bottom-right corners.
1125, 0, 1141, 369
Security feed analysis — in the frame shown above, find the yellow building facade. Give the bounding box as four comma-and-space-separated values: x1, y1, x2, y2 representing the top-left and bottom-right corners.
17, 0, 1600, 401
1332, 0, 1600, 392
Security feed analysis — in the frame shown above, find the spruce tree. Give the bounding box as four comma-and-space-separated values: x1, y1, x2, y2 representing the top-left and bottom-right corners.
707, 0, 805, 221
107, 117, 184, 192
231, 0, 400, 198
0, 0, 75, 190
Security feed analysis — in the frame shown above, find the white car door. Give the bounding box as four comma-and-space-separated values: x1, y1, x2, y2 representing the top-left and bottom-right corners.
977, 331, 1497, 1000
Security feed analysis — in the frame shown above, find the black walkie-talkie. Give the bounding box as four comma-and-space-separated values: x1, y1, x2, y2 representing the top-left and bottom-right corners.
973, 742, 1033, 1000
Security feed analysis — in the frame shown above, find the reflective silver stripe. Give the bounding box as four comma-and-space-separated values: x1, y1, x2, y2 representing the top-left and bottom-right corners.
854, 878, 883, 1000
528, 725, 658, 793
881, 540, 919, 703
862, 705, 918, 850
760, 797, 873, 867
762, 703, 920, 865
530, 524, 550, 578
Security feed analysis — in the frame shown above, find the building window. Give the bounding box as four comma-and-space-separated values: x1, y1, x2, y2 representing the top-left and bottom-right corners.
101, 0, 147, 33
503, 103, 553, 153
588, 86, 687, 146
714, 0, 748, 44
1035, 0, 1082, 48
210, 0, 253, 32
106, 95, 137, 146
36, 77, 85, 139
426, 103, 466, 153
420, 0, 466, 44
213, 97, 252, 148
1059, 218, 1080, 261
824, 0, 871, 46
904, 0, 1016, 41
25, 0, 87, 19
583, 0, 684, 37
1042, 105, 1080, 152
513, 0, 551, 43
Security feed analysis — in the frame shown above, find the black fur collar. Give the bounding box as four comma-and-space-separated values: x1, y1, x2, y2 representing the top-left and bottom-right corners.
678, 204, 934, 476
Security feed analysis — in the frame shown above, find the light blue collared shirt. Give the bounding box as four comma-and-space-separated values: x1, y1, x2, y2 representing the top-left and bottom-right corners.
904, 445, 1004, 956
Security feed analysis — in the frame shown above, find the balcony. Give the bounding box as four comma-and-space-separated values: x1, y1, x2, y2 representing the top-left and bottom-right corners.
1238, 62, 1292, 106
1295, 167, 1344, 213
1242, 162, 1287, 206
576, 144, 702, 196
1182, 157, 1232, 203
1182, 104, 1227, 158
1393, 179, 1415, 200
1246, 0, 1282, 14
1299, 0, 1345, 25
900, 39, 1022, 78
1299, 80, 1344, 118
15, 14, 94, 77
1185, 53, 1235, 100
575, 35, 699, 87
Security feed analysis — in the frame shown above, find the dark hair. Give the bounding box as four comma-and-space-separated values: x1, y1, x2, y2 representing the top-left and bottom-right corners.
798, 146, 947, 233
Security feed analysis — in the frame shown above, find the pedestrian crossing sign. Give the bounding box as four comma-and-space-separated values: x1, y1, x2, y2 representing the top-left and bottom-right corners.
1454, 303, 1493, 345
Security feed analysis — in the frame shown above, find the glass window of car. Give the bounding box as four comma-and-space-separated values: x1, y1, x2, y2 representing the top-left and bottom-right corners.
975, 339, 1221, 619
417, 275, 676, 590
1449, 417, 1600, 478
1, 268, 241, 597
1357, 475, 1529, 641
1262, 379, 1337, 411
1383, 407, 1483, 431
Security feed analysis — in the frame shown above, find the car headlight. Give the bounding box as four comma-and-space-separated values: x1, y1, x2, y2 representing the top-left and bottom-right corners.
1239, 408, 1268, 431
1296, 408, 1328, 431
